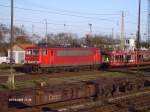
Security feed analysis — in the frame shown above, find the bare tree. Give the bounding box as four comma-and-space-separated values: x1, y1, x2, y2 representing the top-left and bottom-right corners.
13, 26, 32, 44
42, 32, 80, 47
81, 34, 120, 50
0, 24, 9, 43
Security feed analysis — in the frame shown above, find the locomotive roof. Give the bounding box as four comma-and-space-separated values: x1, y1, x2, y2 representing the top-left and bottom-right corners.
26, 46, 100, 50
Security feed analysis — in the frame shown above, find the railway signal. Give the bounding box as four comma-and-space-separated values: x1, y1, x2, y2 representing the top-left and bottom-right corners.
45, 19, 48, 46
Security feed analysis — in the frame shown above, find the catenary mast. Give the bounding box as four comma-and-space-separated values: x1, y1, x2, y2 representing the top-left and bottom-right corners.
148, 0, 150, 42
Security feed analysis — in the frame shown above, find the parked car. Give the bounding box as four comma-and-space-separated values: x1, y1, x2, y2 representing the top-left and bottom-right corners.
0, 57, 15, 64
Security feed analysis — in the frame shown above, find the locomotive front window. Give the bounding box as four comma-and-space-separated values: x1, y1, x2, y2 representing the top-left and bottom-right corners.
32, 50, 39, 55
26, 50, 32, 55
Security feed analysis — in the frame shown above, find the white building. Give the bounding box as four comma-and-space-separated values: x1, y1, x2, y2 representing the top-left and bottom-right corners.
124, 38, 136, 51
8, 44, 35, 64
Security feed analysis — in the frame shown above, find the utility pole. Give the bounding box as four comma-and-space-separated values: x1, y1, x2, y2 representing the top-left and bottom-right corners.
64, 24, 66, 32
112, 28, 115, 50
20, 25, 24, 36
88, 23, 92, 34
120, 11, 125, 50
9, 0, 15, 89
45, 19, 48, 46
112, 28, 114, 39
32, 24, 34, 36
148, 0, 150, 43
32, 24, 34, 44
137, 0, 141, 73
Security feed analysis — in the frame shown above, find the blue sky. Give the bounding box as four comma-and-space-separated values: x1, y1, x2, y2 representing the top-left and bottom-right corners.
0, 0, 148, 40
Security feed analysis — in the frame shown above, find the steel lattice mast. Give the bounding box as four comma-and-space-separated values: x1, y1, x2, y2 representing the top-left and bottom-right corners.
148, 0, 150, 42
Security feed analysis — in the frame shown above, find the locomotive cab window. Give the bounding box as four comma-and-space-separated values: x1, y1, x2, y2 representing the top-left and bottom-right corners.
42, 49, 48, 55
26, 50, 32, 55
32, 50, 39, 55
102, 55, 109, 62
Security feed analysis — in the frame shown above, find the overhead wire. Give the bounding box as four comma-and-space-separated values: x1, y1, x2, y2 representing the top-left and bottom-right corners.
0, 4, 146, 26
0, 4, 117, 22
0, 3, 147, 37
0, 17, 115, 30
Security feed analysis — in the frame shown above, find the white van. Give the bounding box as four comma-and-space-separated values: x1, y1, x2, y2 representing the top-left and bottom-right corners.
0, 57, 14, 64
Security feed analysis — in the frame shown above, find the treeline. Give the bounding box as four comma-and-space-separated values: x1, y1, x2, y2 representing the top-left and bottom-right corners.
39, 33, 121, 51
0, 23, 149, 56
0, 23, 35, 55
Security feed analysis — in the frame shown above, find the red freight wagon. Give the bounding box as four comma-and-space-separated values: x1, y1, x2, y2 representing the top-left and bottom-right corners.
25, 47, 101, 72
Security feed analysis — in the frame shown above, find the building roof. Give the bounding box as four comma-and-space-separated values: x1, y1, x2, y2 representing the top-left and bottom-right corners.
7, 44, 36, 52
16, 44, 36, 50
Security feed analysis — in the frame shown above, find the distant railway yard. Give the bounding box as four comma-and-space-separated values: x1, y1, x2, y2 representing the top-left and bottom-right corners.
0, 65, 149, 112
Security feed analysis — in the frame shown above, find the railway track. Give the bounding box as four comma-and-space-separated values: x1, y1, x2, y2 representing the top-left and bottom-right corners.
0, 69, 149, 93
0, 67, 149, 84
107, 66, 150, 73
0, 71, 102, 83
79, 89, 150, 112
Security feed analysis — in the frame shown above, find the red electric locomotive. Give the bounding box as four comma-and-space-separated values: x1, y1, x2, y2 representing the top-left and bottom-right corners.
24, 47, 102, 72
104, 50, 150, 67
